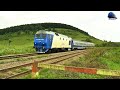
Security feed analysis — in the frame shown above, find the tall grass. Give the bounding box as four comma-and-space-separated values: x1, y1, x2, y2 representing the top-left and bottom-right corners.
99, 47, 120, 70
65, 47, 120, 70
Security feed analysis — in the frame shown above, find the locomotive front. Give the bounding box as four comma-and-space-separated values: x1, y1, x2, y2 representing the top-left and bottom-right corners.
34, 31, 53, 53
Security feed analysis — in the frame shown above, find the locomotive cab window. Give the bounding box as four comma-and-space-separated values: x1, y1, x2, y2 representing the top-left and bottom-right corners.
39, 34, 46, 39
42, 34, 46, 38
55, 33, 59, 36
48, 34, 52, 39
35, 34, 40, 38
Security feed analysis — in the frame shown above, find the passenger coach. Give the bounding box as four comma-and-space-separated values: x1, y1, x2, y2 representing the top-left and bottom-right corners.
72, 40, 95, 50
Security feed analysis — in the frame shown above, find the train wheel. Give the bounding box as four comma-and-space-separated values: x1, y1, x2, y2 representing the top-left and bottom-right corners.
56, 49, 59, 53
65, 48, 68, 52
47, 49, 51, 54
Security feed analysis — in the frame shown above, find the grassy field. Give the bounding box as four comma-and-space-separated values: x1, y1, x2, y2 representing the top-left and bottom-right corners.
0, 28, 103, 56
0, 33, 35, 56
23, 47, 120, 79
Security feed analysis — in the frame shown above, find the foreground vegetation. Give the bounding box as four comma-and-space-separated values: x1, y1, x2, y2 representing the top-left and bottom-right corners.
23, 47, 120, 79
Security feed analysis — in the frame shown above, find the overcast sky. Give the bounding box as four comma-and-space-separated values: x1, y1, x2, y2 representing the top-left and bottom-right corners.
0, 11, 119, 42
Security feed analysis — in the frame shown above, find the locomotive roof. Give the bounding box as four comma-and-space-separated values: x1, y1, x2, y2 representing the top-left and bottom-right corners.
36, 30, 72, 39
36, 30, 54, 34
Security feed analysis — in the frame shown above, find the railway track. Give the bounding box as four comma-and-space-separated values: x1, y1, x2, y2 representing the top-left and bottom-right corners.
0, 53, 39, 60
0, 50, 87, 61
0, 50, 89, 79
0, 50, 87, 69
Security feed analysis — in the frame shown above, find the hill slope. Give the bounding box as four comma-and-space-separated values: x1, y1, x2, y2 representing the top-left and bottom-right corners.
0, 23, 103, 55
0, 23, 103, 44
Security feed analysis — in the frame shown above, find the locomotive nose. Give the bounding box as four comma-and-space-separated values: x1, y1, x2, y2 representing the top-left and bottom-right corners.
42, 42, 45, 45
41, 42, 46, 46
40, 42, 47, 48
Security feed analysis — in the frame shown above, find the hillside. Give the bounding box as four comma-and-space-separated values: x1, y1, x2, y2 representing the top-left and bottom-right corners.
0, 22, 103, 43
0, 23, 103, 55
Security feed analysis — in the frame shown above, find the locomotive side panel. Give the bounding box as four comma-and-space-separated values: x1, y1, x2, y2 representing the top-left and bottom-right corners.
51, 33, 72, 49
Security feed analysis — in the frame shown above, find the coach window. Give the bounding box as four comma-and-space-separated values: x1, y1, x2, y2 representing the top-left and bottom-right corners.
69, 41, 71, 45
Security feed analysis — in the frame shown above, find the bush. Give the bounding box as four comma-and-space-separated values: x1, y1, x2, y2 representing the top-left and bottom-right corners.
85, 38, 92, 42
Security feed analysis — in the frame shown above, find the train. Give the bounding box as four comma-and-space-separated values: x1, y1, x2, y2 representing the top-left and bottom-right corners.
34, 30, 95, 53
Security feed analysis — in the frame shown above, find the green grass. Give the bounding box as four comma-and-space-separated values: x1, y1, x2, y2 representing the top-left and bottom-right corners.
99, 47, 120, 70
65, 47, 120, 70
23, 68, 105, 79
0, 33, 35, 56
35, 69, 106, 79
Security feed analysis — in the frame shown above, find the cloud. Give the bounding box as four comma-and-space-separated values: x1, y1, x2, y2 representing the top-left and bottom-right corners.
0, 11, 119, 42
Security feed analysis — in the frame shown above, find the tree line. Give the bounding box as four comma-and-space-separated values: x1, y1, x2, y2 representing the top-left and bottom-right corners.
96, 41, 120, 47
0, 23, 89, 36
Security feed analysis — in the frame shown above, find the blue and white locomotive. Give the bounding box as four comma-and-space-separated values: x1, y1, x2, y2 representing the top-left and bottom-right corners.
34, 30, 95, 53
34, 30, 73, 53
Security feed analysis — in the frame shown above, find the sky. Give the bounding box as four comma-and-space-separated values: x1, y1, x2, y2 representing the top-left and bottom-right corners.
0, 11, 120, 42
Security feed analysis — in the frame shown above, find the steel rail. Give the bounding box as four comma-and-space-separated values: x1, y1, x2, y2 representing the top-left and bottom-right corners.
0, 53, 39, 60
3, 70, 31, 79
0, 50, 86, 72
